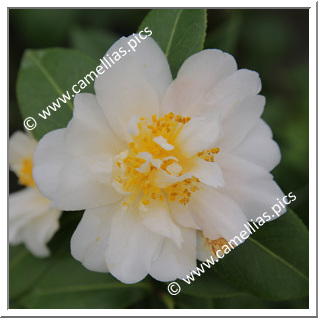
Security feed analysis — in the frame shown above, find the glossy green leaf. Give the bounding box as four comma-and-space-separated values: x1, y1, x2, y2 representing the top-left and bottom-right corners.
16, 48, 97, 141
212, 293, 309, 309
212, 209, 309, 300
20, 254, 150, 309
69, 27, 119, 60
139, 9, 207, 78
174, 268, 241, 299
10, 213, 150, 309
9, 245, 53, 300
175, 293, 214, 309
9, 212, 81, 303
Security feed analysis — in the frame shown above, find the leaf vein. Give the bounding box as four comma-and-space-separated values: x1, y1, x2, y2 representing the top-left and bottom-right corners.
165, 9, 183, 57
26, 51, 73, 111
249, 237, 308, 281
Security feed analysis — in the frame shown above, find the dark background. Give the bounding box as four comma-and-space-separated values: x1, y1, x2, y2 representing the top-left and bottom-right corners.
9, 9, 309, 309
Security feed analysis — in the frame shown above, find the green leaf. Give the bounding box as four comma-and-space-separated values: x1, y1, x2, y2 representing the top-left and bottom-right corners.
175, 294, 214, 309
212, 293, 309, 309
17, 48, 97, 141
174, 268, 241, 299
11, 212, 149, 309
9, 212, 81, 303
212, 209, 309, 300
69, 26, 119, 60
9, 245, 53, 301
20, 254, 150, 309
139, 9, 207, 78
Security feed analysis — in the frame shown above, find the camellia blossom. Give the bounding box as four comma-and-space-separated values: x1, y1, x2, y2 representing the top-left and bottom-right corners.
33, 35, 285, 283
9, 131, 62, 257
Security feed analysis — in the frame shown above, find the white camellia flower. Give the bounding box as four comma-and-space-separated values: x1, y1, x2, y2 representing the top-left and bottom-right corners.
9, 131, 62, 257
33, 35, 285, 283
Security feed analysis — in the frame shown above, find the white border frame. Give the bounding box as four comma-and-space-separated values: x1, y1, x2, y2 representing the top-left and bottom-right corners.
3, 1, 316, 316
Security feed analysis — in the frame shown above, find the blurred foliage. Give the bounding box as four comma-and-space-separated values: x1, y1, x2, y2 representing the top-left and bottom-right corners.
9, 8, 309, 309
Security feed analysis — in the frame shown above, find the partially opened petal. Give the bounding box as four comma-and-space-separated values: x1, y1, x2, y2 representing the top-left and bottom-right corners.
197, 232, 218, 262
187, 185, 249, 242
206, 69, 262, 117
142, 199, 183, 248
106, 205, 163, 284
170, 200, 200, 230
65, 93, 125, 156
190, 158, 224, 188
152, 168, 191, 188
176, 115, 221, 157
217, 95, 265, 152
9, 187, 52, 243
95, 35, 172, 142
71, 203, 119, 273
161, 49, 237, 116
33, 129, 123, 211
21, 207, 61, 258
9, 187, 61, 257
217, 153, 286, 220
149, 228, 196, 281
232, 119, 281, 171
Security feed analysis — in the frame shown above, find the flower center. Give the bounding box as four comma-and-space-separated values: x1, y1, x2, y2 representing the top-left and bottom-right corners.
112, 112, 219, 210
19, 158, 35, 187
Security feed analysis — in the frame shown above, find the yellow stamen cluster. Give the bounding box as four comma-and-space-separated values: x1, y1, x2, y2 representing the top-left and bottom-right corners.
197, 147, 219, 162
114, 112, 219, 209
148, 113, 191, 138
19, 158, 35, 187
165, 176, 200, 205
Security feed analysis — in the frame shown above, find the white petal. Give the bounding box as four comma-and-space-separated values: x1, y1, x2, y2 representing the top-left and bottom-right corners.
105, 205, 163, 284
151, 158, 162, 169
152, 168, 191, 188
9, 187, 61, 257
190, 158, 224, 188
216, 153, 286, 220
178, 49, 237, 87
95, 35, 172, 142
21, 207, 61, 257
149, 228, 197, 281
166, 162, 182, 176
135, 151, 152, 173
187, 186, 249, 242
206, 69, 262, 116
232, 119, 281, 171
161, 49, 237, 116
196, 232, 219, 262
89, 156, 113, 184
127, 114, 139, 136
153, 136, 174, 150
176, 115, 221, 157
217, 95, 265, 152
170, 200, 200, 230
142, 199, 183, 248
9, 131, 37, 175
163, 156, 179, 162
33, 129, 123, 211
65, 93, 125, 156
9, 187, 51, 243
71, 204, 118, 273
